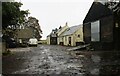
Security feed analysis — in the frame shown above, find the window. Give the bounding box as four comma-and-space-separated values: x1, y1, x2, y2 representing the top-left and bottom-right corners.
91, 20, 100, 41
78, 35, 80, 38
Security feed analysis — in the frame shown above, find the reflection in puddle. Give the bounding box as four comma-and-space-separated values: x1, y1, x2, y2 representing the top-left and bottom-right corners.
80, 51, 120, 75
90, 68, 99, 75
91, 55, 101, 63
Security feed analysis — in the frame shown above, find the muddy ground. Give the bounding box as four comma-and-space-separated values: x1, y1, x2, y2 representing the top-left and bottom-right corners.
2, 45, 120, 76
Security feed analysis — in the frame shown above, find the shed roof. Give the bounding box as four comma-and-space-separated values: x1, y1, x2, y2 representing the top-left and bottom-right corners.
16, 28, 34, 38
83, 2, 113, 23
61, 25, 82, 36
47, 28, 57, 37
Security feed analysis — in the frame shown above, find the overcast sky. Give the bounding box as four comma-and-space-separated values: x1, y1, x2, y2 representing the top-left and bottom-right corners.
15, 0, 94, 40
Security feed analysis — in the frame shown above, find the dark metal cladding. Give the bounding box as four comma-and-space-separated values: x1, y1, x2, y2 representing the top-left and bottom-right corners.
83, 2, 120, 50
83, 22, 91, 44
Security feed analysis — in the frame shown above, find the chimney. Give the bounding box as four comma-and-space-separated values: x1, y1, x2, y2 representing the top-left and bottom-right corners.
65, 22, 68, 26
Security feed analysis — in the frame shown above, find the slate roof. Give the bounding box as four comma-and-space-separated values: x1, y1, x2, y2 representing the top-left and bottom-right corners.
61, 25, 82, 36
16, 28, 34, 38
50, 33, 57, 37
47, 29, 58, 37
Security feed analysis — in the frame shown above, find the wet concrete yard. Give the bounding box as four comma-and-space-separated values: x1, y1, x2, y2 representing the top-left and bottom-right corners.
2, 45, 120, 75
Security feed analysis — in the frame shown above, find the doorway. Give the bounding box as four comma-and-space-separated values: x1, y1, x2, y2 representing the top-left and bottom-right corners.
68, 37, 71, 46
